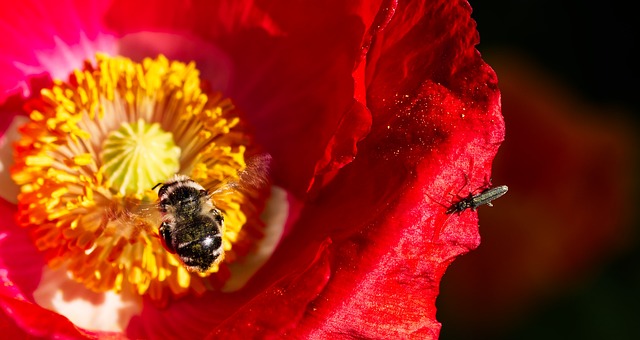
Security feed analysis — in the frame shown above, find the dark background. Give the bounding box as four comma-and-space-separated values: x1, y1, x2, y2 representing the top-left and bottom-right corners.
470, 1, 636, 109
438, 1, 639, 339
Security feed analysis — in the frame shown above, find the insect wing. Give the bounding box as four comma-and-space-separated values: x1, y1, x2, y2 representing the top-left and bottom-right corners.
471, 185, 508, 209
208, 153, 272, 200
237, 153, 272, 191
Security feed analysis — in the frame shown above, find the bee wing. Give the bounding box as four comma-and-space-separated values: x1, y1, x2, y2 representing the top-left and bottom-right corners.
209, 153, 272, 198
102, 195, 162, 237
237, 153, 272, 191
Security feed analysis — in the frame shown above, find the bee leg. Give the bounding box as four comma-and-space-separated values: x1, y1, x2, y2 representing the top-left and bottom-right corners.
210, 208, 224, 225
159, 222, 176, 253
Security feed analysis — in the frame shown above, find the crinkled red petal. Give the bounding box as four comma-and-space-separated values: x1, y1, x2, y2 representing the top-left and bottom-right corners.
307, 1, 397, 192
193, 0, 503, 338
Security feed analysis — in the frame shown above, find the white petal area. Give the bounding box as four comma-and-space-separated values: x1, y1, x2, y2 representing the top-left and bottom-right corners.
0, 115, 28, 204
223, 186, 290, 292
13, 32, 117, 97
33, 266, 142, 333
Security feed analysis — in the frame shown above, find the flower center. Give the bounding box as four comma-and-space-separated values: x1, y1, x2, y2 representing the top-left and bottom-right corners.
11, 54, 268, 304
102, 119, 181, 195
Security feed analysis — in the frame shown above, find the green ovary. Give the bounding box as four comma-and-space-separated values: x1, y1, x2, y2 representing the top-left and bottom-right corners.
102, 119, 181, 195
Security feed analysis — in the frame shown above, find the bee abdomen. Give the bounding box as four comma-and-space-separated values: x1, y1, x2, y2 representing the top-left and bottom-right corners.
174, 214, 224, 272
177, 235, 223, 272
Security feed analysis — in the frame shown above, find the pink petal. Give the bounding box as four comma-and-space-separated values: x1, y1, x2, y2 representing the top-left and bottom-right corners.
0, 0, 117, 103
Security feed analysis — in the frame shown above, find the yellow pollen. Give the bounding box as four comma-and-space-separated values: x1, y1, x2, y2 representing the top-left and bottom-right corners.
11, 54, 268, 304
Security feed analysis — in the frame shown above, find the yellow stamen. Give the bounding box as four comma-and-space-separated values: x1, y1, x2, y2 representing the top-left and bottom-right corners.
11, 54, 267, 304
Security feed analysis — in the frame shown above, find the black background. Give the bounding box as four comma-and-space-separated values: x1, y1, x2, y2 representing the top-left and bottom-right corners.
470, 1, 636, 110
438, 1, 639, 339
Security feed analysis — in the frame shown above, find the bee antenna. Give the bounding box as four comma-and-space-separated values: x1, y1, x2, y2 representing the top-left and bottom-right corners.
152, 182, 163, 190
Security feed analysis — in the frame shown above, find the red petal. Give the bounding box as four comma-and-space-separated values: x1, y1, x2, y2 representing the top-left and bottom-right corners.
105, 1, 376, 198
0, 308, 29, 338
124, 275, 245, 337
205, 2, 373, 198
200, 0, 503, 337
0, 198, 44, 300
309, 2, 397, 192
308, 102, 371, 192
0, 295, 129, 339
208, 240, 332, 338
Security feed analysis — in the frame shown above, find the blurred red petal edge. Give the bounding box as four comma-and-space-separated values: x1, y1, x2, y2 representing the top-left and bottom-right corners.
0, 307, 29, 338
207, 239, 332, 338
0, 294, 125, 340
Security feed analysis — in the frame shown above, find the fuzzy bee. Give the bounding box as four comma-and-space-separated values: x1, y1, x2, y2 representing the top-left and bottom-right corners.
154, 175, 225, 272
153, 154, 271, 273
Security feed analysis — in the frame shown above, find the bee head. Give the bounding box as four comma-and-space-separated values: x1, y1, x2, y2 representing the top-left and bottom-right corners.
160, 185, 206, 216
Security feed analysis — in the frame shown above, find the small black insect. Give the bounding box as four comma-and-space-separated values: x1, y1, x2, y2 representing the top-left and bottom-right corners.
446, 185, 508, 214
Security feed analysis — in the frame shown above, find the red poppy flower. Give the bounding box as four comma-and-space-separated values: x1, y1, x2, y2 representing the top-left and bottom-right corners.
0, 0, 503, 338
